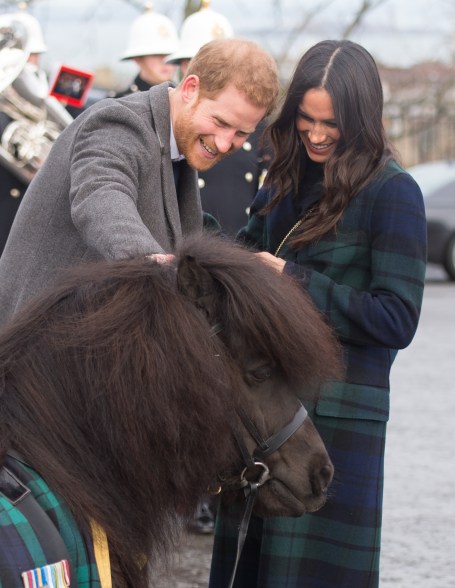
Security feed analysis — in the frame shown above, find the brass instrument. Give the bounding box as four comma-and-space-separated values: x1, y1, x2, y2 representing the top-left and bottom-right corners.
0, 14, 72, 184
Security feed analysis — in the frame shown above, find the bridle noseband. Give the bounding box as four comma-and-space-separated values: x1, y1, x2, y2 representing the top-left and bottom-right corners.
240, 402, 308, 462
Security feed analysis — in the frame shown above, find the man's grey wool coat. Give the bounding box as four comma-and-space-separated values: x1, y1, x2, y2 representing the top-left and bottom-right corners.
0, 82, 202, 324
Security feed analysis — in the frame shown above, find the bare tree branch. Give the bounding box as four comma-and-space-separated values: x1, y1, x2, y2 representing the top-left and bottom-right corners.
0, 0, 34, 9
117, 0, 146, 10
342, 0, 389, 38
114, 0, 200, 18
275, 0, 337, 66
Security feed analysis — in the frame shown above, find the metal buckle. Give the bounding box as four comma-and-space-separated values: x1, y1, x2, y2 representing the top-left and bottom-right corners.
240, 460, 270, 487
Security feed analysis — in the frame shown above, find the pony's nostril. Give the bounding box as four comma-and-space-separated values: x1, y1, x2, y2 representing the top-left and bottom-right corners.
319, 463, 334, 492
321, 463, 334, 488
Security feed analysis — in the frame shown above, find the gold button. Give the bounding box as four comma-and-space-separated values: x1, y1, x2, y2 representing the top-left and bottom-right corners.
10, 188, 21, 198
244, 172, 254, 183
198, 178, 206, 189
243, 141, 252, 152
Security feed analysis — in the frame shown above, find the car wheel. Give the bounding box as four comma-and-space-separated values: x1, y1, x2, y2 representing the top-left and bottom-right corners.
443, 234, 455, 280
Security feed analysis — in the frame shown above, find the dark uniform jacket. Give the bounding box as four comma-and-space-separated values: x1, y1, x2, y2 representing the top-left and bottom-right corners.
0, 113, 28, 256
0, 454, 101, 587
113, 74, 154, 99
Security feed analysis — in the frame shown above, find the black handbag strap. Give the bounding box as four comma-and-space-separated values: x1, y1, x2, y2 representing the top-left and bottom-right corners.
0, 454, 79, 588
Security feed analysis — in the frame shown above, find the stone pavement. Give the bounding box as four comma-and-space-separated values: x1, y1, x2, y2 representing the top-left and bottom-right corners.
381, 271, 455, 587
150, 532, 213, 588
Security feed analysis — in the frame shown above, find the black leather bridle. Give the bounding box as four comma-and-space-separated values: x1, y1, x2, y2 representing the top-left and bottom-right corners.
225, 402, 308, 588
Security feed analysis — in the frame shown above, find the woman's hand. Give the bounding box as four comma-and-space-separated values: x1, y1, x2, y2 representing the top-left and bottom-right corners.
255, 252, 286, 273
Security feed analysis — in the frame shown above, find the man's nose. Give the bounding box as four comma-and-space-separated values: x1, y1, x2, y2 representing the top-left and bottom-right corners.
215, 130, 237, 154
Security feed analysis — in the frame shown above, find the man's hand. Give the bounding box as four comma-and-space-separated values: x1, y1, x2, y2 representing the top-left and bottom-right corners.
146, 254, 175, 264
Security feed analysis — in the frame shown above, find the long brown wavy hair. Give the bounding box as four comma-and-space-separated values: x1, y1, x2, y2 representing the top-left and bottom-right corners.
263, 39, 397, 247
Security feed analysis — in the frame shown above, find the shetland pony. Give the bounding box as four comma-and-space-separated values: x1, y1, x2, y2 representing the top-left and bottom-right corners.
0, 234, 342, 587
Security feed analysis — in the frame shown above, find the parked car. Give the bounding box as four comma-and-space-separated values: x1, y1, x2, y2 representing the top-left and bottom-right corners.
408, 160, 455, 280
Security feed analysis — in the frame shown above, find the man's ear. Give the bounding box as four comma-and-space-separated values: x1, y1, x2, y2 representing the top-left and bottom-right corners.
180, 74, 200, 105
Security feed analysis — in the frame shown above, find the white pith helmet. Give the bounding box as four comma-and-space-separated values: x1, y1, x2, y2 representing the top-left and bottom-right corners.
10, 9, 47, 54
165, 0, 234, 65
121, 3, 179, 60
0, 15, 29, 91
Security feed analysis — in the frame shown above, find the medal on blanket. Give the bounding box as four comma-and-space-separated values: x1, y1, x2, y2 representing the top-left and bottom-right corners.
21, 559, 70, 587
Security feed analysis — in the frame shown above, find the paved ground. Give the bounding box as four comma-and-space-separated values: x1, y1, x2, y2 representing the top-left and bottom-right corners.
151, 266, 455, 588
150, 533, 213, 588
381, 267, 455, 588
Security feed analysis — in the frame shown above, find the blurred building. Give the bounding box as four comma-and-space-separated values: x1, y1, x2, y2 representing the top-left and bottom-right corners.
380, 61, 455, 167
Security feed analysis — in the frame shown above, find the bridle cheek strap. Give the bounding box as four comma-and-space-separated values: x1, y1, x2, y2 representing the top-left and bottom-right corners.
226, 402, 308, 588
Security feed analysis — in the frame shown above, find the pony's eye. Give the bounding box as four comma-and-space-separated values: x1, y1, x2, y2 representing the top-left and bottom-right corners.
248, 365, 273, 384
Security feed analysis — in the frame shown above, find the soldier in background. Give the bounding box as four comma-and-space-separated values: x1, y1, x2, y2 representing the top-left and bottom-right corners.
114, 3, 178, 98
0, 9, 72, 255
166, 0, 270, 237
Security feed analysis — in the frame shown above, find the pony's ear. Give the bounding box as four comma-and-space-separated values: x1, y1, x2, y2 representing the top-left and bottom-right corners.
176, 255, 220, 322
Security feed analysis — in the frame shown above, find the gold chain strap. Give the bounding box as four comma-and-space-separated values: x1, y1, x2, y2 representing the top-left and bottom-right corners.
274, 207, 315, 257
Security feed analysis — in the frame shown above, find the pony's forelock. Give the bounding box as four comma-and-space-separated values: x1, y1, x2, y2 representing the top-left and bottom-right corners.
176, 235, 342, 391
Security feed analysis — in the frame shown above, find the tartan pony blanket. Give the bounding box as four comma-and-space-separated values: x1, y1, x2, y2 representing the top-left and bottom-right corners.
0, 454, 101, 588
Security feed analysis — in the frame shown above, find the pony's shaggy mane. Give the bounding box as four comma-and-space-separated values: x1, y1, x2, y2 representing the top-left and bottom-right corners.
0, 233, 341, 586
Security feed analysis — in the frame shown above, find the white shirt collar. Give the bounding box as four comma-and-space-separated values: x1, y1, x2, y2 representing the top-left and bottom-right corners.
169, 119, 184, 162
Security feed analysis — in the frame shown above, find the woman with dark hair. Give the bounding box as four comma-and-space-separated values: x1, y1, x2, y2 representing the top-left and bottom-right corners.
209, 40, 427, 588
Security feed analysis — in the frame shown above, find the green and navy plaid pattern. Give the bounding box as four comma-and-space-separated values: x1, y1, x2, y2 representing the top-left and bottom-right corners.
210, 161, 427, 588
0, 456, 101, 588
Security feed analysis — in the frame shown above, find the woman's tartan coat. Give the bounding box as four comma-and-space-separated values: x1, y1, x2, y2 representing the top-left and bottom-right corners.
209, 160, 427, 588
